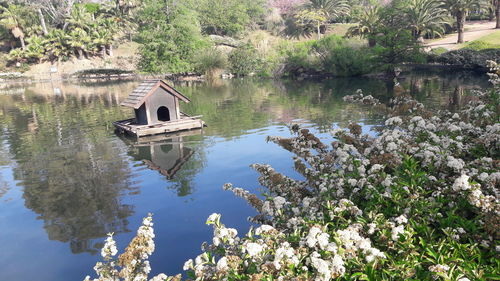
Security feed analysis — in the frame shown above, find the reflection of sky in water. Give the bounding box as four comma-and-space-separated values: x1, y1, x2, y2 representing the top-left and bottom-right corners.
0, 72, 491, 280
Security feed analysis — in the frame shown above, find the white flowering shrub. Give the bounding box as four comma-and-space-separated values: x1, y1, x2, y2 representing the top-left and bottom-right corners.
84, 214, 181, 281
88, 62, 499, 280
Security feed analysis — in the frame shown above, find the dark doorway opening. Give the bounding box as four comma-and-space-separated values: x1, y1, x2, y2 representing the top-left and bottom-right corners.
157, 106, 170, 121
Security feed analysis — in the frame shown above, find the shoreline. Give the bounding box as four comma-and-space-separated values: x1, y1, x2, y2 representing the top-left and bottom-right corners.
0, 63, 492, 85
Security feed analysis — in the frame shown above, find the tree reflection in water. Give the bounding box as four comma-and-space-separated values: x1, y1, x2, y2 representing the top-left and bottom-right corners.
0, 81, 140, 254
19, 142, 135, 254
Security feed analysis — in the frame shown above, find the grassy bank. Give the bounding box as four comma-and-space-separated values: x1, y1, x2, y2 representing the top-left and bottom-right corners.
461, 30, 500, 50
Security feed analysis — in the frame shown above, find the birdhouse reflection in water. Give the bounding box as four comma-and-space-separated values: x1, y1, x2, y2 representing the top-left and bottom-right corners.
132, 136, 194, 180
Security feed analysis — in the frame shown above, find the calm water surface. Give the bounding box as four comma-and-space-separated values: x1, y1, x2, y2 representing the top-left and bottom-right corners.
0, 70, 490, 280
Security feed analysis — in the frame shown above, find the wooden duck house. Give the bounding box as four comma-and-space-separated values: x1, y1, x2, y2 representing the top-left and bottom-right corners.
113, 80, 205, 137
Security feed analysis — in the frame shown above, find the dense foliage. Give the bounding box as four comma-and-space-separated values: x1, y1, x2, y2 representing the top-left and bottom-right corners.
134, 0, 208, 73
1, 2, 126, 63
431, 48, 500, 70
86, 61, 499, 281
0, 0, 498, 75
280, 35, 375, 77
195, 0, 267, 36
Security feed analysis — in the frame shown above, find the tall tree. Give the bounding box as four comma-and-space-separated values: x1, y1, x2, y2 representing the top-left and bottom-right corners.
32, 0, 75, 29
406, 0, 450, 41
196, 0, 266, 36
494, 0, 500, 28
441, 0, 484, 43
346, 5, 381, 47
136, 0, 208, 73
37, 7, 48, 35
16, 1, 50, 35
298, 0, 350, 39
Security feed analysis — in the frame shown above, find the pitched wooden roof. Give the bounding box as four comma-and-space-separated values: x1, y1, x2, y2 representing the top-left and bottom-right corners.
121, 79, 190, 109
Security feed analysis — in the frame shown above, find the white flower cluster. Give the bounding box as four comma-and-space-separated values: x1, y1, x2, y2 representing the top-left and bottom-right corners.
309, 252, 345, 281
101, 233, 118, 259
342, 90, 381, 105
452, 175, 499, 213
85, 214, 178, 281
304, 226, 335, 251
429, 264, 450, 273
337, 224, 385, 262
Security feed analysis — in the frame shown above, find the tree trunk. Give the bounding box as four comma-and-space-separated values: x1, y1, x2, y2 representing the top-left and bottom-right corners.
38, 8, 49, 35
101, 46, 106, 58
456, 12, 465, 43
108, 44, 113, 57
496, 2, 500, 29
368, 37, 376, 47
317, 22, 321, 40
20, 36, 26, 50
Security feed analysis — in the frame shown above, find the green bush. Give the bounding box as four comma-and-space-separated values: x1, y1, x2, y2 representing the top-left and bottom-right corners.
433, 49, 500, 70
193, 48, 227, 77
281, 41, 320, 76
313, 35, 374, 77
322, 47, 374, 76
373, 28, 427, 73
228, 44, 262, 76
281, 35, 375, 77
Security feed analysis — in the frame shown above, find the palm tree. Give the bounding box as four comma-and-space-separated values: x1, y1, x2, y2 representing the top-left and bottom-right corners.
304, 0, 351, 16
44, 29, 70, 61
68, 28, 91, 59
67, 5, 93, 31
94, 17, 118, 56
406, 0, 450, 41
346, 5, 381, 47
0, 5, 27, 50
298, 0, 350, 39
91, 28, 111, 58
25, 35, 46, 63
295, 9, 329, 39
441, 0, 485, 43
7, 48, 26, 65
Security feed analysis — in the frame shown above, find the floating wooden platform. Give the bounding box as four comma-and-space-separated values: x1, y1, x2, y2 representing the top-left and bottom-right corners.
113, 113, 205, 137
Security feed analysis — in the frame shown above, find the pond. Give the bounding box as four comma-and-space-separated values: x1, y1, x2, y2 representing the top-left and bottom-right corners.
0, 70, 491, 280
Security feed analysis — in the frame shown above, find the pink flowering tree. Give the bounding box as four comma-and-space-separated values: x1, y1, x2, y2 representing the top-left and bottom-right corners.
269, 0, 305, 15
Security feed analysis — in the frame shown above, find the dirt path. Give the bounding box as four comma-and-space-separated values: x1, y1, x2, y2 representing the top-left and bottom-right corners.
425, 21, 497, 50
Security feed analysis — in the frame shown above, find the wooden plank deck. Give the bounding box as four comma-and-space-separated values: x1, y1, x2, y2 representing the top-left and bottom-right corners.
113, 114, 205, 137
